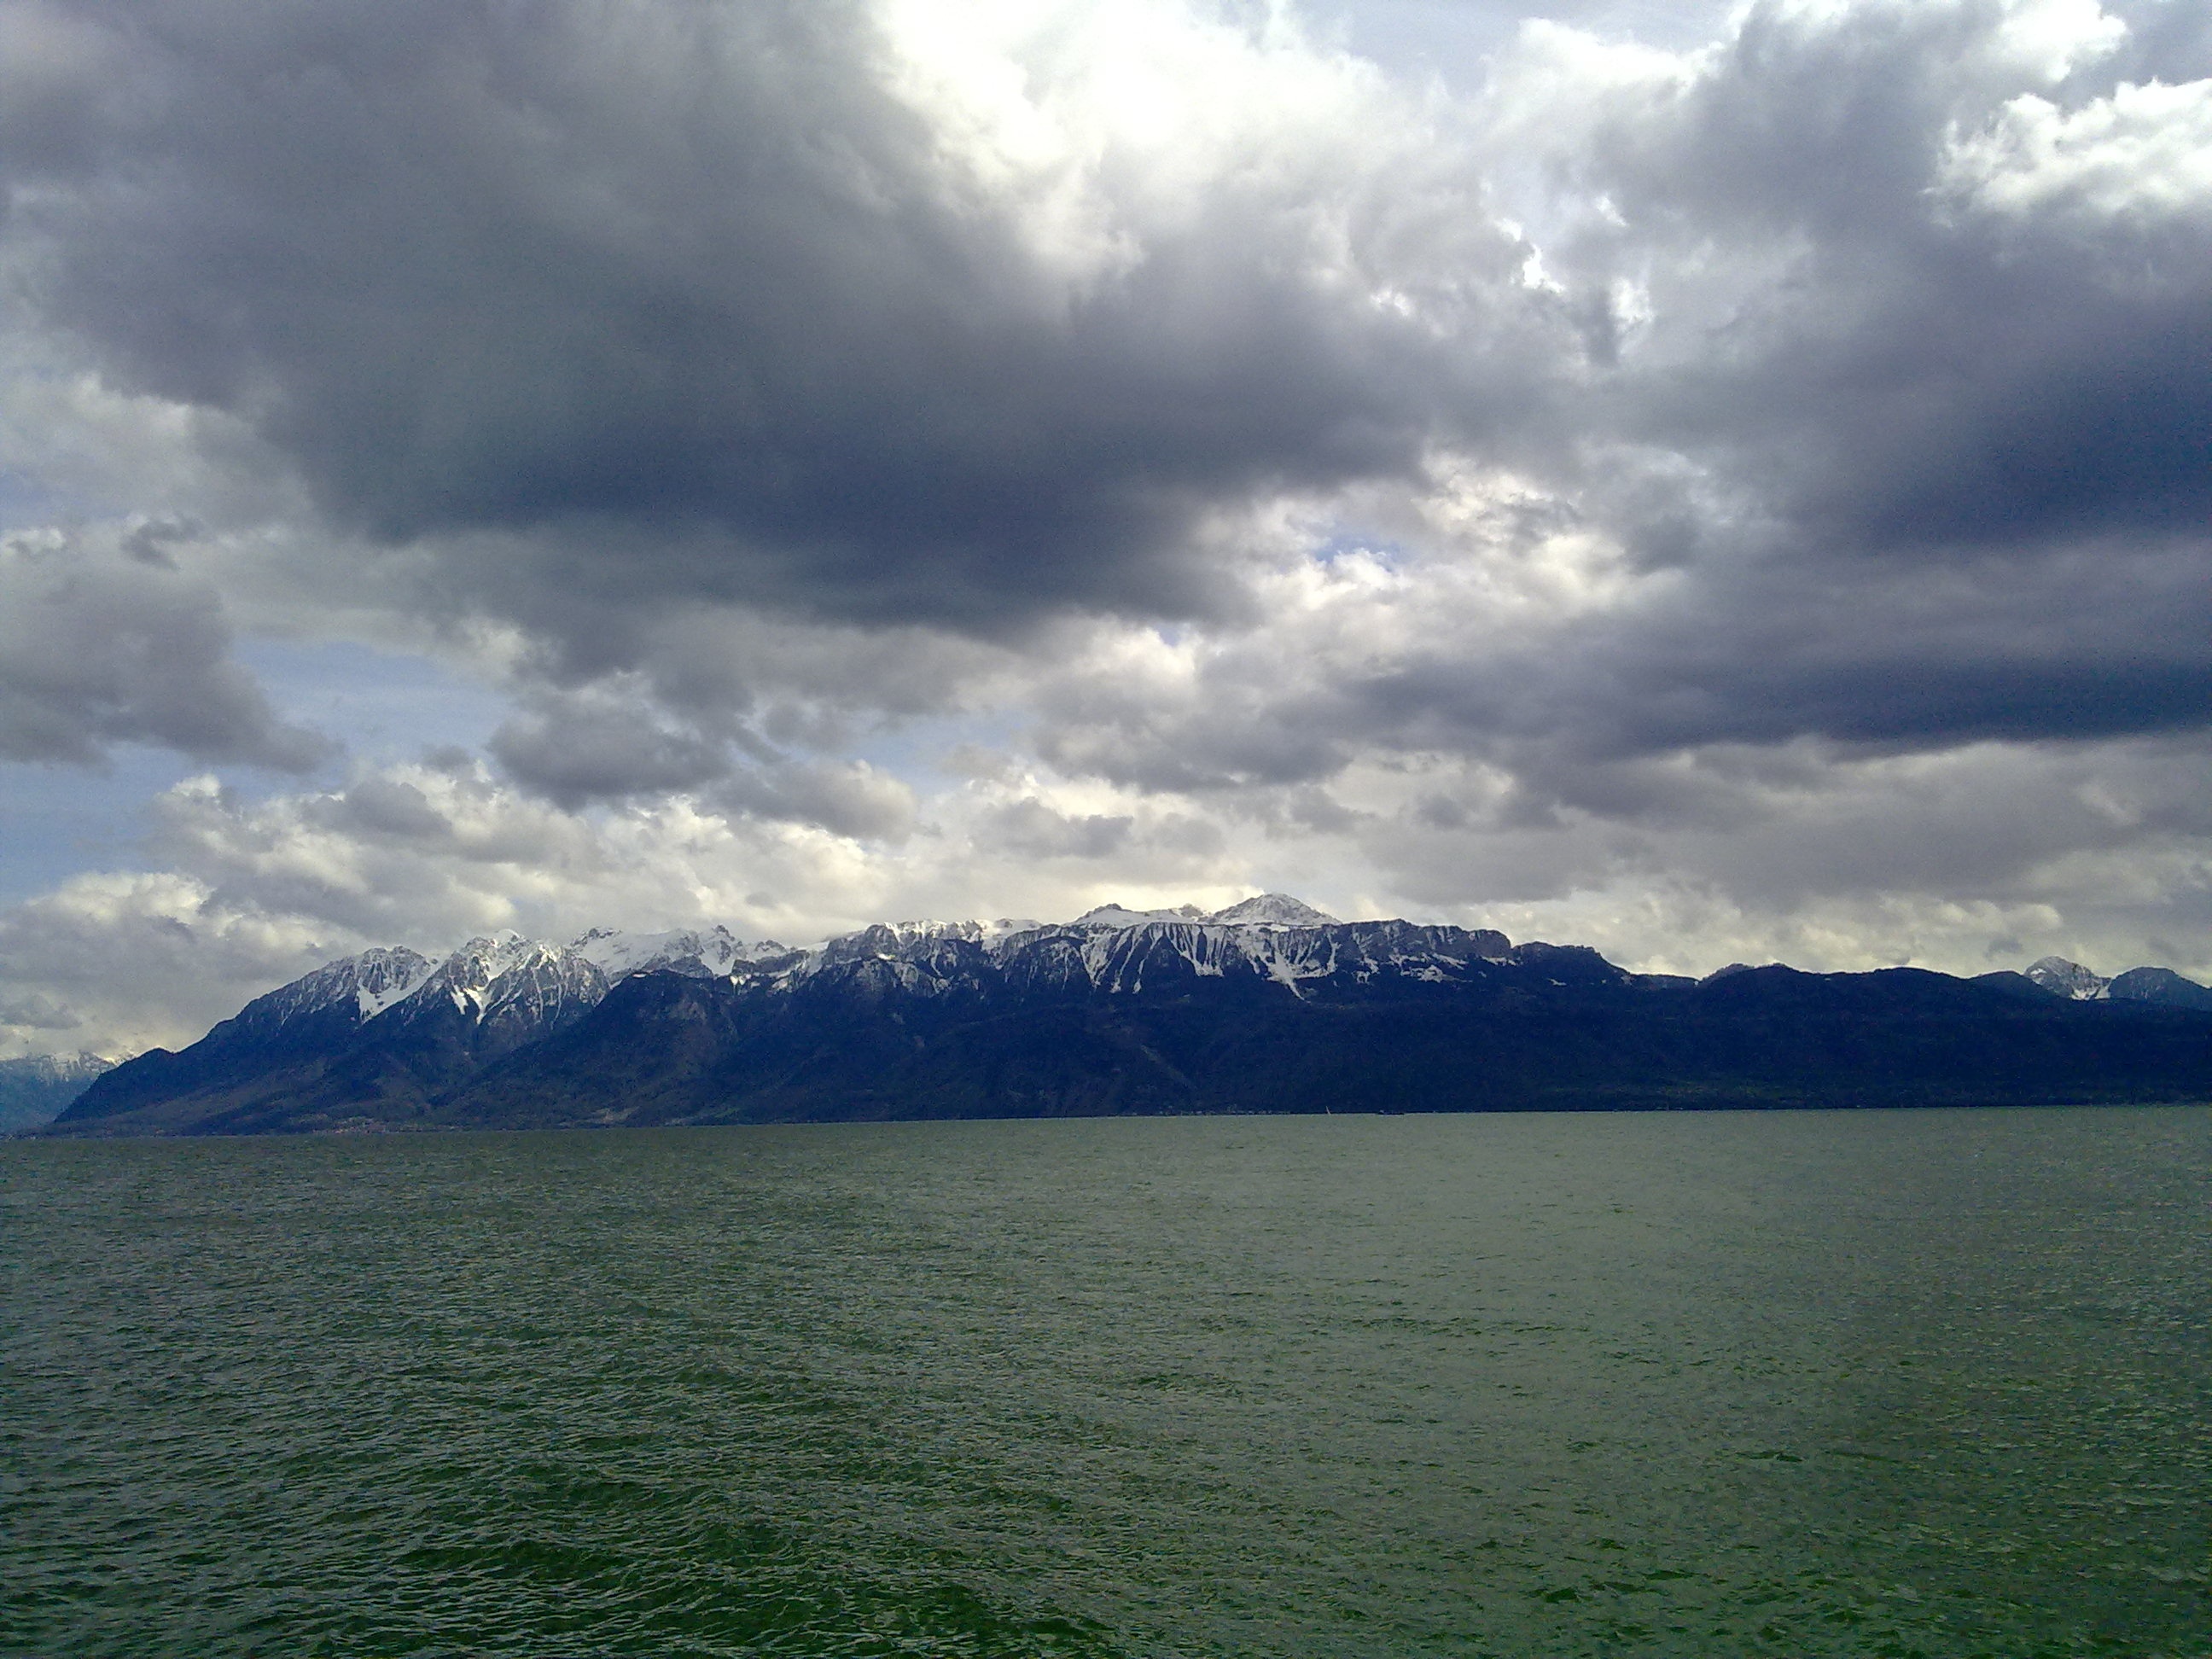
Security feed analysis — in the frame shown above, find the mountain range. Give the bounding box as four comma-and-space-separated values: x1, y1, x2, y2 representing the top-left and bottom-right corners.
37, 899, 2212, 1136
0, 1052, 117, 1134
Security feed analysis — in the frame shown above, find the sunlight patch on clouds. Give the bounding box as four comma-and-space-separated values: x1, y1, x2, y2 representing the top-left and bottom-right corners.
878, 0, 1423, 297
1944, 79, 2212, 222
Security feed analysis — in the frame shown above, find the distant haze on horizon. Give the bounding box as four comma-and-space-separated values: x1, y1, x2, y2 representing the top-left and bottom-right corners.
3, 0, 2209, 1057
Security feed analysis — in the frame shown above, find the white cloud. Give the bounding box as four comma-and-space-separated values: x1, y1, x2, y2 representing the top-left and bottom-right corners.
0, 866, 335, 1056
1943, 77, 2212, 222
6, 715, 2212, 1057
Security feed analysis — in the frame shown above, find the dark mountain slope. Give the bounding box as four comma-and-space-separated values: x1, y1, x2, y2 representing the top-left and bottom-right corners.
52, 937, 603, 1137
2109, 966, 2212, 1010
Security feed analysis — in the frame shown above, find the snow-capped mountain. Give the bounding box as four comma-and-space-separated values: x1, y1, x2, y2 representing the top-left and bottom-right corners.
55, 933, 604, 1134
783, 895, 1516, 999
48, 895, 1523, 1132
1201, 894, 1341, 928
2026, 957, 2109, 1000
220, 945, 439, 1036
1069, 903, 1208, 927
2026, 958, 2212, 1010
386, 933, 607, 1039
187, 932, 610, 1053
2105, 966, 2212, 1009
44, 899, 2212, 1138
0, 1051, 117, 1132
1065, 894, 1337, 929
1, 1051, 116, 1085
571, 925, 794, 980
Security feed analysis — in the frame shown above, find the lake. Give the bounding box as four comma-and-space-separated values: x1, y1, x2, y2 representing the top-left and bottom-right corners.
3, 1107, 2206, 1656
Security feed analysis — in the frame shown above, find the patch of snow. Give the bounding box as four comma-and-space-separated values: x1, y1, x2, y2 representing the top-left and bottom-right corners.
355, 947, 435, 1018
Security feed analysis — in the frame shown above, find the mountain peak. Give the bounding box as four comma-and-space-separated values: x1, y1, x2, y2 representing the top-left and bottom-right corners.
353, 946, 437, 1017
1204, 894, 1338, 928
570, 925, 789, 979
2107, 965, 2212, 1010
0, 1051, 115, 1084
0, 1051, 119, 1132
1070, 903, 1206, 928
1069, 895, 1337, 929
2025, 956, 2109, 1000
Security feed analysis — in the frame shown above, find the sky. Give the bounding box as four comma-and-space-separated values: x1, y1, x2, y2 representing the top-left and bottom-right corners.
3, 0, 2210, 1057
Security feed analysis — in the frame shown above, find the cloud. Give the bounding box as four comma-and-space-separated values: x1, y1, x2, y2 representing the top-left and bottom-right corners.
0, 989, 78, 1030
1511, 0, 2212, 557
0, 524, 331, 769
6, 724, 2209, 1058
2, 0, 1555, 645
489, 689, 737, 807
8, 0, 2206, 760
0, 867, 341, 1056
987, 0, 2212, 793
981, 798, 1137, 860
0, 752, 1252, 1051
485, 678, 920, 838
1943, 75, 2212, 221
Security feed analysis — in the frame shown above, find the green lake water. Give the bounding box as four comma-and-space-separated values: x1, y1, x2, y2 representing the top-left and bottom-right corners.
3, 1107, 2206, 1657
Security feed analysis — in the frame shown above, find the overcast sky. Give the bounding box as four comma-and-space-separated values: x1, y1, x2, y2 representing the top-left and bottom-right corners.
3, 0, 2209, 1055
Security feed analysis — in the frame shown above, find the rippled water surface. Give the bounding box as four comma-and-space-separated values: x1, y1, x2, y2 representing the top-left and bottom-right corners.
4, 1108, 2208, 1657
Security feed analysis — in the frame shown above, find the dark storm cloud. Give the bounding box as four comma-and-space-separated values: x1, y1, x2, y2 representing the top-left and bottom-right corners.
1033, 531, 2212, 809
486, 682, 913, 837
0, 530, 330, 771
981, 799, 1137, 860
1545, 0, 2212, 557
0, 990, 77, 1029
489, 695, 736, 810
1448, 538, 2212, 759
3, 0, 1545, 635
1500, 0, 2212, 769
4, 0, 2209, 808
1023, 0, 2212, 795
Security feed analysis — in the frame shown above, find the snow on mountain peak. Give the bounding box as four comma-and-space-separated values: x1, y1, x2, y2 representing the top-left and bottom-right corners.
1204, 894, 1339, 928
1071, 895, 1338, 929
381, 932, 610, 1028
0, 1051, 115, 1084
2025, 956, 2110, 1000
234, 904, 1516, 1049
228, 946, 435, 1034
571, 924, 789, 979
449, 931, 556, 982
1071, 903, 1208, 928
354, 946, 436, 1018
